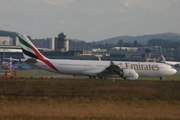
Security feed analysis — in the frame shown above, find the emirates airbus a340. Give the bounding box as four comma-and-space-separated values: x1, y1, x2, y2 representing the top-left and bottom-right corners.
17, 34, 176, 80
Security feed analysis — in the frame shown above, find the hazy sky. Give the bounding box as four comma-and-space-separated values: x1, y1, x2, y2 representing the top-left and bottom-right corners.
0, 0, 180, 41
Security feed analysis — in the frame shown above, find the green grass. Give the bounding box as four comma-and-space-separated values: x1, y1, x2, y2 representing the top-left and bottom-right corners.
14, 70, 180, 81
17, 70, 58, 76
139, 74, 180, 81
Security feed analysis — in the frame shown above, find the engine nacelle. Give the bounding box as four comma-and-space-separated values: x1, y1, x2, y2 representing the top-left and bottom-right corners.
118, 69, 139, 80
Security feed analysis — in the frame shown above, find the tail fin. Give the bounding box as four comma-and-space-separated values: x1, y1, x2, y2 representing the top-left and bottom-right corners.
161, 55, 166, 62
17, 34, 46, 60
17, 33, 59, 72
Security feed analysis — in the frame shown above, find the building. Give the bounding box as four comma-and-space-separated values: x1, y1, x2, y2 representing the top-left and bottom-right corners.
54, 32, 69, 52
69, 39, 93, 51
0, 32, 176, 61
0, 36, 13, 46
31, 38, 54, 51
177, 46, 180, 60
111, 47, 138, 52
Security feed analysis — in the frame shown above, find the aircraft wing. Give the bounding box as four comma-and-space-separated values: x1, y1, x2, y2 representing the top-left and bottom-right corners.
174, 63, 180, 67
97, 61, 121, 77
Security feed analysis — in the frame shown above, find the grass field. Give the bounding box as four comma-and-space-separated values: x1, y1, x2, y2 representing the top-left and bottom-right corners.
0, 70, 180, 120
3, 69, 180, 80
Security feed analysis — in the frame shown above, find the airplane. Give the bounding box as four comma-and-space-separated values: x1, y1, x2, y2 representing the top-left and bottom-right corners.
3, 57, 31, 70
17, 33, 177, 80
160, 55, 180, 75
160, 55, 180, 66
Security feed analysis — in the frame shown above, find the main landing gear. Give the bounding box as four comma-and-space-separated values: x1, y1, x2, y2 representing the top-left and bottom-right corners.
160, 77, 164, 80
89, 76, 96, 79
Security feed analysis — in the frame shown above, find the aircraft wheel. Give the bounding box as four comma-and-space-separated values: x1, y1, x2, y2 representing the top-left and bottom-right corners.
160, 77, 164, 80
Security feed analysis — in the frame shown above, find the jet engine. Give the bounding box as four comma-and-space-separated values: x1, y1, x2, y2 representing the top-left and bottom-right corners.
118, 69, 139, 80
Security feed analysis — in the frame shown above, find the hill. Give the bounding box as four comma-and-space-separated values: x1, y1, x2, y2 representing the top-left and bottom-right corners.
1, 30, 180, 45
97, 32, 180, 45
0, 30, 17, 38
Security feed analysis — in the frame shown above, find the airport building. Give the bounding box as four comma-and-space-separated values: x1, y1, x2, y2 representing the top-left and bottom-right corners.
177, 46, 180, 59
0, 36, 13, 46
54, 32, 69, 52
69, 39, 92, 51
29, 32, 92, 52
0, 33, 178, 63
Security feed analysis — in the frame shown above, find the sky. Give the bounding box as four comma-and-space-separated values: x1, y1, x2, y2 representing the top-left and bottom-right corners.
0, 0, 180, 41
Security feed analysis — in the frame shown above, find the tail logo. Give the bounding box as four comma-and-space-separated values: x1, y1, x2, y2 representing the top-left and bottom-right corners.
18, 35, 59, 72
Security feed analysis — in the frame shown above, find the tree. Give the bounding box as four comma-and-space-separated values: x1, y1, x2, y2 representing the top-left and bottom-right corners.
133, 40, 138, 47
147, 38, 180, 48
117, 39, 123, 47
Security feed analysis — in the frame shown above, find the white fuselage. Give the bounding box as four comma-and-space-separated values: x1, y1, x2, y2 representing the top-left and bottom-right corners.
29, 59, 176, 77
162, 61, 180, 66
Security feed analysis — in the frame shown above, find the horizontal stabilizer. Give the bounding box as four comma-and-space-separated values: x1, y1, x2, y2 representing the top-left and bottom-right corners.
25, 58, 38, 63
